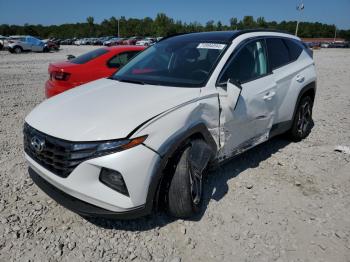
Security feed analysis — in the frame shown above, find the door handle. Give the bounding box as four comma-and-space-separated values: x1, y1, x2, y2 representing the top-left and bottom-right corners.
263, 91, 276, 101
296, 75, 305, 83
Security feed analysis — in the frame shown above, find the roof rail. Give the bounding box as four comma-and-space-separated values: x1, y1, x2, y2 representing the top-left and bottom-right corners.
230, 28, 293, 41
157, 29, 294, 43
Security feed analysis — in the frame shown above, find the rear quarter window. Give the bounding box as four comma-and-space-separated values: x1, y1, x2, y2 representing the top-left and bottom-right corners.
71, 48, 109, 64
284, 39, 303, 61
266, 38, 290, 70
107, 51, 140, 68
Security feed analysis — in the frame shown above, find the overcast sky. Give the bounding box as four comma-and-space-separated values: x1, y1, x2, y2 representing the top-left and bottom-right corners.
0, 0, 349, 29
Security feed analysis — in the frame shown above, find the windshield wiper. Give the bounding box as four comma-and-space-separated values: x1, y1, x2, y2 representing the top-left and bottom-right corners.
117, 78, 145, 85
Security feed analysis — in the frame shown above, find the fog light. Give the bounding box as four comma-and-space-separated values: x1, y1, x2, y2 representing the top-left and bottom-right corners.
99, 168, 129, 196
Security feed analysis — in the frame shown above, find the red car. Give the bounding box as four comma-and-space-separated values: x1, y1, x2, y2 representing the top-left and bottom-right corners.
45, 46, 145, 98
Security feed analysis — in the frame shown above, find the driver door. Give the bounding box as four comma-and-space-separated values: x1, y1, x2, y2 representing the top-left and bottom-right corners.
217, 38, 277, 159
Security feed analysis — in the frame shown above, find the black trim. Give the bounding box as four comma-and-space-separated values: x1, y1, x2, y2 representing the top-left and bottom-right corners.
269, 120, 293, 138
29, 168, 147, 219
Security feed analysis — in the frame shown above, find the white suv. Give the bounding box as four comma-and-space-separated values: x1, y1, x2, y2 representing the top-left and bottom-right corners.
24, 30, 316, 219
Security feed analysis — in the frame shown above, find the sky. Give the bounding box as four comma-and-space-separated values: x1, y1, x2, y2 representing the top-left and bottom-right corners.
0, 0, 349, 29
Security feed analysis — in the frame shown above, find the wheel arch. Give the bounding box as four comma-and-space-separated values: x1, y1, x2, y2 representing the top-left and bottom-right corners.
292, 81, 316, 121
14, 45, 23, 50
143, 123, 218, 214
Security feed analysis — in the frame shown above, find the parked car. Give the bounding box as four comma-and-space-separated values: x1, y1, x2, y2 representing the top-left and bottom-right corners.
8, 35, 48, 53
329, 42, 349, 48
61, 39, 73, 45
104, 37, 126, 46
43, 39, 60, 51
92, 37, 107, 45
45, 45, 145, 98
123, 36, 143, 45
74, 39, 82, 45
24, 30, 317, 219
136, 37, 156, 46
0, 35, 7, 50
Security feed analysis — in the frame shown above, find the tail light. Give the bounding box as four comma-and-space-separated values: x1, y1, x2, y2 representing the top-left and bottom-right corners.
51, 71, 71, 81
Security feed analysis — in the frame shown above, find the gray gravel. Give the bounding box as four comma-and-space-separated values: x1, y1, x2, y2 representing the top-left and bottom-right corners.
0, 46, 350, 261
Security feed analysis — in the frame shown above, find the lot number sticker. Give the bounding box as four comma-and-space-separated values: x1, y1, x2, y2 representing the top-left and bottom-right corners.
197, 43, 226, 50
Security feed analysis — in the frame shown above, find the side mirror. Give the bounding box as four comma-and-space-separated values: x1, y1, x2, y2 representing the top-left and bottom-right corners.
67, 54, 75, 60
227, 79, 242, 110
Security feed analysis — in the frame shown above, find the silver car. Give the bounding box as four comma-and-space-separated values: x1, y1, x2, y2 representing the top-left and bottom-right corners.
8, 35, 49, 53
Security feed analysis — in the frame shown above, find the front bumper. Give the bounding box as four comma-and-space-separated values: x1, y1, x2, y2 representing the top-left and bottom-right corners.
25, 143, 160, 217
29, 168, 147, 219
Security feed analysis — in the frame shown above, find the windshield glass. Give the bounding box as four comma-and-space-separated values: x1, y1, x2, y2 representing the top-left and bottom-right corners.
112, 38, 227, 87
70, 48, 109, 64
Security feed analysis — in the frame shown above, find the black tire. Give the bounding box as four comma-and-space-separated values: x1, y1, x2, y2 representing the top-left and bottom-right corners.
14, 46, 22, 54
289, 96, 314, 141
43, 47, 49, 53
0, 43, 3, 50
167, 145, 203, 218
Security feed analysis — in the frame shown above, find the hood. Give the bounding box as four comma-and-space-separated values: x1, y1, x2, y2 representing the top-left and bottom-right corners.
25, 78, 200, 141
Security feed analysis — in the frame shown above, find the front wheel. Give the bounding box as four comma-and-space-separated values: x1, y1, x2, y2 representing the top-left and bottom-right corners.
289, 96, 314, 141
14, 46, 22, 54
167, 146, 203, 218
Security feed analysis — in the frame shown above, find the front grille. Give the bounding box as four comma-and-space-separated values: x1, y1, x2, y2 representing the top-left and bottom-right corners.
23, 123, 101, 178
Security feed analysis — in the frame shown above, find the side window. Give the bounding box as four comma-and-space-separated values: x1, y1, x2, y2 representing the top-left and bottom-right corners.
284, 39, 303, 62
219, 40, 268, 84
107, 51, 140, 68
266, 38, 290, 70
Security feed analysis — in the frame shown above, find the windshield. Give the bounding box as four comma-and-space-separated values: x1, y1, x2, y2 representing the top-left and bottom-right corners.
112, 38, 227, 87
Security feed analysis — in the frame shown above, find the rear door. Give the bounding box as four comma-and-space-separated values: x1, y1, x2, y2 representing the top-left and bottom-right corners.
266, 37, 305, 125
217, 38, 278, 158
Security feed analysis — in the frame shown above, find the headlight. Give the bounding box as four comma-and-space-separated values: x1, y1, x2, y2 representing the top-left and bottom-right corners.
69, 135, 148, 160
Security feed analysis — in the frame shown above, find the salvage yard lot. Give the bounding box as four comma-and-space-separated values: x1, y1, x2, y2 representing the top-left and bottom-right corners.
0, 47, 349, 261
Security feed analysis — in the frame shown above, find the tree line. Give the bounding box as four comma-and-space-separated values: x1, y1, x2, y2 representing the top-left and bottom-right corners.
0, 13, 349, 41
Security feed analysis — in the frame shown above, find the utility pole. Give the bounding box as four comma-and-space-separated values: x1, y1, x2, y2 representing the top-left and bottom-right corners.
334, 25, 337, 42
118, 18, 120, 38
295, 2, 304, 36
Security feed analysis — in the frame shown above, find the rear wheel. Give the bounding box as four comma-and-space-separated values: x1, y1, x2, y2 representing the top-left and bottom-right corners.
167, 145, 204, 218
289, 96, 313, 141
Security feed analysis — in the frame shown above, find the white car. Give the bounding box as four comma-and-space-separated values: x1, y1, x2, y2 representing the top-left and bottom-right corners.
0, 35, 7, 50
24, 30, 317, 219
136, 37, 156, 46
74, 39, 83, 46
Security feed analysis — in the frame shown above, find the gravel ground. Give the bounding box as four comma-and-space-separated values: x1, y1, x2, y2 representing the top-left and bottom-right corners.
0, 46, 350, 262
